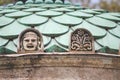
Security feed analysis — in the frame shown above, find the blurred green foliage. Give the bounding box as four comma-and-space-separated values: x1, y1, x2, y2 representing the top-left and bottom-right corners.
0, 0, 15, 5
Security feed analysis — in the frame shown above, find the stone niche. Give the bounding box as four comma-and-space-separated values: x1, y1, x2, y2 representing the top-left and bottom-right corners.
70, 28, 95, 53
18, 28, 44, 53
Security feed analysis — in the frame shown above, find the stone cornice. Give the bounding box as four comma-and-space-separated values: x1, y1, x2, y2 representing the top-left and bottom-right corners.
0, 53, 120, 70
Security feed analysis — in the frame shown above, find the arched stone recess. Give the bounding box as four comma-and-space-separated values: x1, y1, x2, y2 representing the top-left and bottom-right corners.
18, 28, 44, 53
69, 28, 95, 53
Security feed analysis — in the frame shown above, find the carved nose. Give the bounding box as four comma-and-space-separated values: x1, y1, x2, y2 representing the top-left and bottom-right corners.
28, 40, 32, 43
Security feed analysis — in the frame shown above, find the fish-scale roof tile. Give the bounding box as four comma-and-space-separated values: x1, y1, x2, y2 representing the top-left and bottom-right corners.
96, 32, 120, 50
0, 9, 17, 14
86, 16, 117, 29
18, 14, 48, 26
5, 11, 32, 18
5, 41, 17, 52
0, 38, 8, 46
109, 24, 120, 38
55, 29, 73, 48
36, 10, 63, 17
23, 8, 46, 12
0, 21, 28, 36
52, 14, 82, 26
97, 13, 120, 22
80, 9, 101, 15
0, 16, 14, 27
36, 19, 69, 37
67, 11, 93, 18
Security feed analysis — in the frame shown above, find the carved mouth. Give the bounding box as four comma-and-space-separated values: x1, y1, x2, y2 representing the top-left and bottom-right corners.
27, 45, 34, 48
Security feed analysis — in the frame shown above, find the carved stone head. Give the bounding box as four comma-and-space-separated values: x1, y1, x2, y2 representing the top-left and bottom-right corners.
69, 28, 95, 53
18, 28, 44, 53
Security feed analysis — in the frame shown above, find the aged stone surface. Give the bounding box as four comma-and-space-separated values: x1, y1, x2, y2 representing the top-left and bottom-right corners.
0, 67, 120, 80
0, 53, 120, 80
18, 28, 44, 53
70, 28, 94, 53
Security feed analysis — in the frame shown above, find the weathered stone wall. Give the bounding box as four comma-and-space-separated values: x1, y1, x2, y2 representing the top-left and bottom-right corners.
0, 53, 120, 80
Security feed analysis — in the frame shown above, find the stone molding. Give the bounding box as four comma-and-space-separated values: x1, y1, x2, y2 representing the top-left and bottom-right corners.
0, 53, 120, 70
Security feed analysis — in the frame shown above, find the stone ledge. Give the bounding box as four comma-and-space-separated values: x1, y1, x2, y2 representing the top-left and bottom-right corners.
0, 53, 120, 70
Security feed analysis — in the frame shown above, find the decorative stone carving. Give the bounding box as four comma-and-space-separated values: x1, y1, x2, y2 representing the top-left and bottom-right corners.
70, 28, 94, 53
18, 28, 44, 53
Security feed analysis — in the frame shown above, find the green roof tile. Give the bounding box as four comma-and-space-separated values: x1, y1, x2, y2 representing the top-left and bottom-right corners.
52, 14, 82, 26
23, 8, 46, 12
55, 29, 73, 48
15, 1, 24, 5
12, 5, 29, 10
0, 9, 17, 14
25, 0, 34, 4
108, 12, 120, 17
80, 9, 101, 15
109, 24, 120, 38
35, 0, 43, 4
118, 23, 120, 25
0, 21, 28, 36
5, 41, 17, 52
94, 41, 102, 50
5, 11, 32, 18
41, 4, 62, 9
52, 7, 73, 12
66, 6, 83, 10
18, 14, 48, 26
0, 46, 16, 54
44, 39, 67, 52
0, 16, 14, 28
64, 0, 72, 5
96, 32, 120, 50
92, 9, 107, 13
36, 19, 69, 37
0, 38, 8, 46
55, 0, 63, 4
45, 45, 67, 52
97, 13, 120, 22
36, 10, 63, 17
86, 16, 117, 29
45, 0, 54, 4
67, 11, 93, 18
42, 36, 51, 46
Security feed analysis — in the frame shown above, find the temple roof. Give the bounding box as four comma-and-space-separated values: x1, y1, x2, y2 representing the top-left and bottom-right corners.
0, 0, 120, 54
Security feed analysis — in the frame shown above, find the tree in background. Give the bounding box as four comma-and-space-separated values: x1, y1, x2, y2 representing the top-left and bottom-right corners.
99, 0, 120, 12
0, 0, 16, 5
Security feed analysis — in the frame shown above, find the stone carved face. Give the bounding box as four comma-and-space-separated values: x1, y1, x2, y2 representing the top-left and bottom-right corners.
18, 28, 44, 53
23, 32, 38, 51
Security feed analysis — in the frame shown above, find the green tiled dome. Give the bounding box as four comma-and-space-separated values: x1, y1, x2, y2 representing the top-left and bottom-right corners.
0, 0, 120, 54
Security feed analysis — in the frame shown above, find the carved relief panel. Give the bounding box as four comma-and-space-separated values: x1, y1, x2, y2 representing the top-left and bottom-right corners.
70, 28, 94, 53
18, 28, 44, 53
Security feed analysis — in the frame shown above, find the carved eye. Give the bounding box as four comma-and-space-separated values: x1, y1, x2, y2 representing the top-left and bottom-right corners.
25, 39, 29, 42
31, 39, 36, 42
